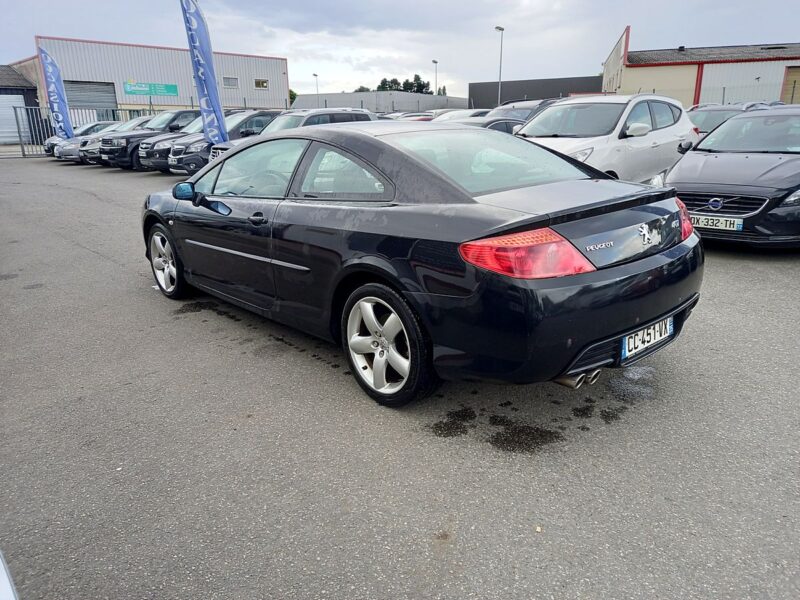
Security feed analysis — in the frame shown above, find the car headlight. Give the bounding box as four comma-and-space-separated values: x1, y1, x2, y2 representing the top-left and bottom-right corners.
188, 141, 208, 153
86, 137, 99, 145
154, 141, 172, 150
780, 189, 800, 208
112, 138, 128, 146
649, 172, 666, 187
568, 147, 593, 162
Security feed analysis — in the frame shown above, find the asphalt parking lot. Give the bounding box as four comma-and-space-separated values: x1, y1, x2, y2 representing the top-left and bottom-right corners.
1, 159, 798, 599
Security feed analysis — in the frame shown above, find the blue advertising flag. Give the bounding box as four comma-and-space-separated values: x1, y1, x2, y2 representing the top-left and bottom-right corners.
180, 0, 228, 144
38, 46, 74, 139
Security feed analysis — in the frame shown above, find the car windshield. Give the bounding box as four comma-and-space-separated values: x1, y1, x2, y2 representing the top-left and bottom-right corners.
97, 122, 121, 133
224, 112, 254, 131
433, 110, 474, 121
74, 122, 99, 135
485, 107, 535, 120
519, 103, 626, 138
144, 111, 177, 130
696, 114, 800, 153
181, 117, 204, 134
263, 115, 304, 132
116, 117, 151, 132
688, 110, 741, 132
384, 129, 588, 195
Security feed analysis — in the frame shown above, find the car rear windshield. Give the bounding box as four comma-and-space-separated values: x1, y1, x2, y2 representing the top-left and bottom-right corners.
384, 129, 588, 195
519, 103, 626, 138
263, 115, 304, 132
696, 114, 800, 153
688, 109, 741, 132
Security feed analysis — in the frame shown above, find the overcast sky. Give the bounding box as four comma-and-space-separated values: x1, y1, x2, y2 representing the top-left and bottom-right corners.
2, 0, 797, 97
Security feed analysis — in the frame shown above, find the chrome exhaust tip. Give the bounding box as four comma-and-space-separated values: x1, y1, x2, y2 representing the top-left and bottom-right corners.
586, 369, 602, 385
554, 373, 586, 389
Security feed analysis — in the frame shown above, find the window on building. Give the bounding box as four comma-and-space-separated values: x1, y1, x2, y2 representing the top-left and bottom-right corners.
254, 79, 269, 90
223, 77, 239, 88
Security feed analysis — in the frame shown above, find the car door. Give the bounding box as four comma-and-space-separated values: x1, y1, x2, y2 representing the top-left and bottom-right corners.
270, 142, 395, 336
617, 101, 655, 182
649, 101, 686, 174
171, 138, 310, 310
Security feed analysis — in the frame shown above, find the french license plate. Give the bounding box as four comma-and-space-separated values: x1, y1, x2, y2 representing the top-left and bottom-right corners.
168, 157, 178, 165
100, 154, 108, 160
139, 150, 147, 157
690, 214, 743, 231
621, 317, 674, 360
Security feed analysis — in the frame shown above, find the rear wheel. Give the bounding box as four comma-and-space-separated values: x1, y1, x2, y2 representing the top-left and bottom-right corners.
131, 149, 145, 171
341, 283, 437, 407
148, 224, 187, 298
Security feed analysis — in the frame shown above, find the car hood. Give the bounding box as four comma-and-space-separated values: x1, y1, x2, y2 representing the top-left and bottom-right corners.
102, 129, 159, 140
212, 137, 249, 151
146, 131, 190, 145
173, 133, 209, 146
667, 151, 800, 191
523, 136, 603, 156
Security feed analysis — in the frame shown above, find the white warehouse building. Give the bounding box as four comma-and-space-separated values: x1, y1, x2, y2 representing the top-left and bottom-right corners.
291, 91, 468, 113
11, 36, 290, 112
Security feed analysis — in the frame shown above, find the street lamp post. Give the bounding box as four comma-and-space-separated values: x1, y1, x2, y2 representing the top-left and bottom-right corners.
495, 26, 504, 106
432, 59, 438, 94
313, 73, 319, 108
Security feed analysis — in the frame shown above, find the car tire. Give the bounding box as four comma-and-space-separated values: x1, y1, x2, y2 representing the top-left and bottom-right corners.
131, 149, 144, 171
341, 283, 438, 407
148, 223, 188, 299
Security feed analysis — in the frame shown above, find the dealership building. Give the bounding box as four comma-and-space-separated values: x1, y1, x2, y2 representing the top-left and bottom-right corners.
603, 26, 800, 107
11, 36, 290, 113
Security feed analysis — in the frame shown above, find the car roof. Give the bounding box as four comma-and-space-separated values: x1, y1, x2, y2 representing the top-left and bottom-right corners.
726, 106, 800, 118
284, 107, 372, 115
449, 116, 524, 125
552, 94, 680, 106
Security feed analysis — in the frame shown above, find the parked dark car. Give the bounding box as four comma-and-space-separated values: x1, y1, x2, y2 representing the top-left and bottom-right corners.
687, 103, 766, 136
447, 116, 525, 133
167, 110, 282, 175
44, 121, 114, 155
99, 110, 200, 170
143, 122, 703, 406
668, 108, 800, 247
139, 109, 252, 173
485, 98, 559, 122
80, 116, 153, 165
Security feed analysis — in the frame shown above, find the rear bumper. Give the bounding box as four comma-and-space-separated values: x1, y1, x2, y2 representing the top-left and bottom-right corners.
407, 234, 704, 383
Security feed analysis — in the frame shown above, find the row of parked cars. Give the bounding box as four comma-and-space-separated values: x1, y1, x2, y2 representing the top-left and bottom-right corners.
47, 95, 800, 248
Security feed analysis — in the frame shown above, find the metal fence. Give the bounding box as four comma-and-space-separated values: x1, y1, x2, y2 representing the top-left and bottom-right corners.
6, 106, 155, 158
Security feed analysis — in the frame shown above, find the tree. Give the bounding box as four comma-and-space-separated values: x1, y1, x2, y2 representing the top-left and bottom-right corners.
289, 88, 297, 104
401, 78, 414, 92
353, 85, 371, 92
389, 78, 401, 90
376, 78, 390, 91
411, 74, 432, 95
441, 85, 447, 96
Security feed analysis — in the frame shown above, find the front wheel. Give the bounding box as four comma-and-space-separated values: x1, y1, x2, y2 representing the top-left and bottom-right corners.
148, 224, 187, 298
341, 283, 438, 407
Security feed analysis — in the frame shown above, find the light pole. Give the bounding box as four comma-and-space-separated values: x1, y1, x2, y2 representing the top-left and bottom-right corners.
432, 59, 438, 94
495, 26, 504, 106
313, 73, 319, 108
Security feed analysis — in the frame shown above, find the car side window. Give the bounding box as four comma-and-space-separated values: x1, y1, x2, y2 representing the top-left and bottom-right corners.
625, 102, 652, 131
244, 115, 274, 131
173, 112, 197, 128
213, 139, 309, 198
669, 104, 682, 122
353, 113, 371, 121
650, 101, 677, 129
331, 113, 356, 123
297, 145, 391, 200
194, 164, 221, 195
488, 121, 512, 132
304, 114, 332, 126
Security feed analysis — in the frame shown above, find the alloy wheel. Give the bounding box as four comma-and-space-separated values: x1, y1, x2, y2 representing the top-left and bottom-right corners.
150, 231, 177, 293
346, 296, 411, 394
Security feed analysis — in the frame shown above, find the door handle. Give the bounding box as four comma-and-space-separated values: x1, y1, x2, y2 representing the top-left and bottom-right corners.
248, 213, 267, 225
651, 142, 660, 147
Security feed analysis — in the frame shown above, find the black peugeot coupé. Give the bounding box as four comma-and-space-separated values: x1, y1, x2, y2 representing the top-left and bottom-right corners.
142, 122, 703, 406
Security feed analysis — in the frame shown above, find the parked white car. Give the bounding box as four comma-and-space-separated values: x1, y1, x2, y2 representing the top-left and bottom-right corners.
515, 94, 699, 183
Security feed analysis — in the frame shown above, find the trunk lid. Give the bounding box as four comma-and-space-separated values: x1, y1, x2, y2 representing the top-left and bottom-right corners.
476, 179, 683, 268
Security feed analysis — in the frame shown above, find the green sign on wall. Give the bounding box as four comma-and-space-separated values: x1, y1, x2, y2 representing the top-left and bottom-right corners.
123, 81, 179, 96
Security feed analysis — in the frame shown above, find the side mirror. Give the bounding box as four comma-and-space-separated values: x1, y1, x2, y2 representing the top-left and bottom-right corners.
168, 122, 182, 132
625, 122, 652, 138
677, 140, 693, 154
239, 128, 256, 137
173, 181, 195, 200
512, 124, 522, 134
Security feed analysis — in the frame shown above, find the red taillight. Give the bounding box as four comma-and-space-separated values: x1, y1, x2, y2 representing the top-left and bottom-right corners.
459, 227, 596, 279
692, 126, 700, 136
675, 197, 694, 240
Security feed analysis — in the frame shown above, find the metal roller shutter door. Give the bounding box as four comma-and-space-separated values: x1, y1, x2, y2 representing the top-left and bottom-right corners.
0, 95, 26, 143
64, 81, 118, 109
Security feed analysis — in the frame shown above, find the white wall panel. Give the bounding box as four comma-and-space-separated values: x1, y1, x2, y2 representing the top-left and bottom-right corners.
700, 61, 800, 103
